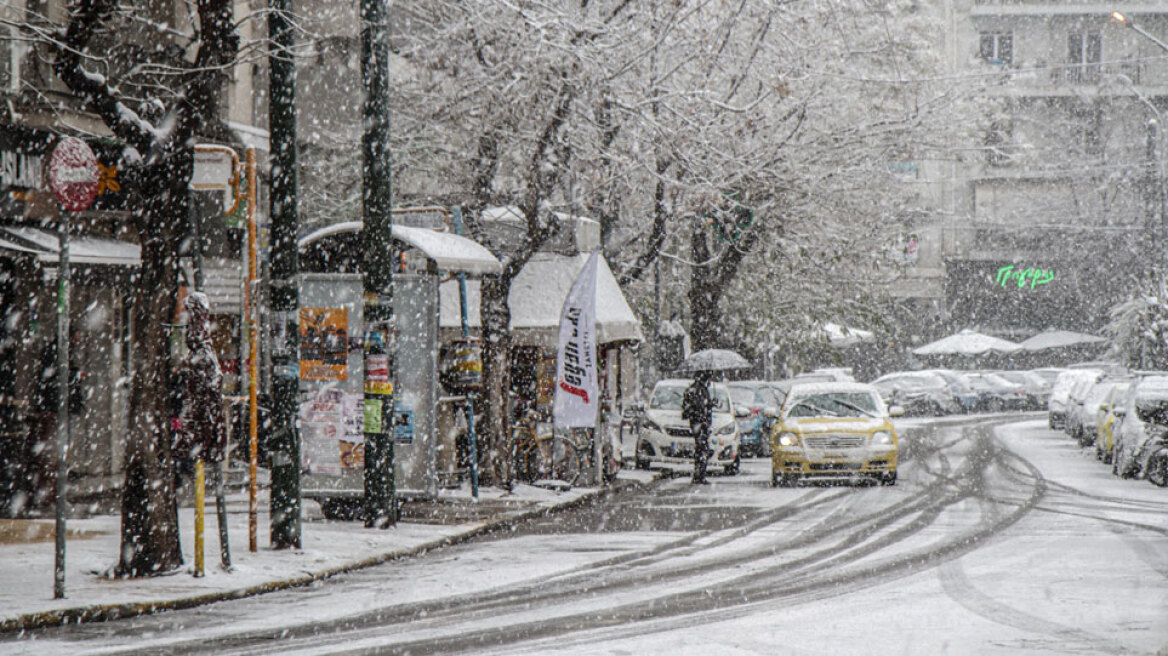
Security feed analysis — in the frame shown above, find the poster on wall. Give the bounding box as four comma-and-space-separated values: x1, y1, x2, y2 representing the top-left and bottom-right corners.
299, 307, 349, 381
299, 389, 344, 475
300, 389, 366, 473
340, 392, 365, 469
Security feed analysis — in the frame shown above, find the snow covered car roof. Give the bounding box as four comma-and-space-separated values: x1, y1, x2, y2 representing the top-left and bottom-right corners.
785, 381, 880, 396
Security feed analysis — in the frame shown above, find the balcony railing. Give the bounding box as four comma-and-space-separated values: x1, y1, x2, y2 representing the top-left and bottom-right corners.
1049, 62, 1143, 86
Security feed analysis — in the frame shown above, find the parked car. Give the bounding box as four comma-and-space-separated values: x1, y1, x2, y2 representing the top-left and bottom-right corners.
1030, 367, 1069, 388
1112, 376, 1168, 483
960, 372, 1028, 412
635, 379, 742, 475
1048, 369, 1102, 430
993, 370, 1052, 410
726, 381, 786, 458
767, 382, 902, 487
1095, 382, 1133, 464
792, 368, 856, 384
1075, 379, 1127, 448
1064, 373, 1108, 442
870, 371, 961, 416
922, 369, 980, 413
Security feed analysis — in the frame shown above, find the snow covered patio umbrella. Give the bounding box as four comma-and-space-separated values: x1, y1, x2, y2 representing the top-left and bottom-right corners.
820, 322, 875, 349
676, 348, 751, 374
1019, 329, 1106, 352
911, 329, 1022, 356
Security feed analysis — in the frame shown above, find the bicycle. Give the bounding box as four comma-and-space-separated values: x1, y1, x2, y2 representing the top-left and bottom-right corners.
513, 421, 621, 487
513, 419, 582, 486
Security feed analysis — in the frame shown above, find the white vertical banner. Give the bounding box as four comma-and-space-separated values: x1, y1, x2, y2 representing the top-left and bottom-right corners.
553, 250, 601, 429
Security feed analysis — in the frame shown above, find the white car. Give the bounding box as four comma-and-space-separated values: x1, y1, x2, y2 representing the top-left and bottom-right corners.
1113, 376, 1168, 481
634, 379, 742, 475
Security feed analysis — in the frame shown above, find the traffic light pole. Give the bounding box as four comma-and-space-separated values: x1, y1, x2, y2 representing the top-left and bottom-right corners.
268, 0, 301, 549
361, 0, 396, 528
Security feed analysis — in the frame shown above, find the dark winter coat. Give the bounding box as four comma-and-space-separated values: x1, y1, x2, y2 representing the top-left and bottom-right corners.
682, 379, 713, 426
178, 292, 227, 462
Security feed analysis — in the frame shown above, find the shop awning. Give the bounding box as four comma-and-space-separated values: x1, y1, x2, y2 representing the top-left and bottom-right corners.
0, 226, 141, 266
439, 252, 644, 347
299, 222, 501, 275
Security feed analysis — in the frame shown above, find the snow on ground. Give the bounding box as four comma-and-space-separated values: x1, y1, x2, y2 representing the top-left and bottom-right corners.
0, 471, 653, 628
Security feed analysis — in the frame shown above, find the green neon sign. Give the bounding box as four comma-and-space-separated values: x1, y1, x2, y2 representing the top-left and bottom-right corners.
996, 265, 1054, 290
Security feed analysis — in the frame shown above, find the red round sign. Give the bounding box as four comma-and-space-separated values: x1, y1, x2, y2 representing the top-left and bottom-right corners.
49, 137, 100, 211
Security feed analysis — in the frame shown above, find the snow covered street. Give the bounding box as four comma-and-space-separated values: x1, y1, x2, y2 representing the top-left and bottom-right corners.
5, 415, 1166, 655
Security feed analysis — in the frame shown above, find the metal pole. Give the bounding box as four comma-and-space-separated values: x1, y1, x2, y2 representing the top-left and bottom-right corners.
194, 458, 205, 577
245, 147, 259, 552
53, 212, 70, 600
268, 0, 301, 549
361, 0, 396, 528
452, 207, 479, 498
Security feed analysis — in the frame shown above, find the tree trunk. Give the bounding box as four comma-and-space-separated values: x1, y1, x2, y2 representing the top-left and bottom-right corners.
117, 178, 186, 576
479, 276, 513, 489
689, 222, 720, 350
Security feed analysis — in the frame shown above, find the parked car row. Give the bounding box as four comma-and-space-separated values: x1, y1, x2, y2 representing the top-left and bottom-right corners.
869, 368, 1051, 416
1052, 370, 1168, 488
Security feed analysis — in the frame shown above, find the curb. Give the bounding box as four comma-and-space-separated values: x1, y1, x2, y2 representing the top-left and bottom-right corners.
0, 475, 656, 634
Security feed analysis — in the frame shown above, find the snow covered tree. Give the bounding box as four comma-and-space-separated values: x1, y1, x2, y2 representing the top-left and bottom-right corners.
1106, 288, 1168, 370
27, 0, 241, 576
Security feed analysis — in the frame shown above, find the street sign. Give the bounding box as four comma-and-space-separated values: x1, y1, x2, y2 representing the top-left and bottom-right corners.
48, 137, 99, 211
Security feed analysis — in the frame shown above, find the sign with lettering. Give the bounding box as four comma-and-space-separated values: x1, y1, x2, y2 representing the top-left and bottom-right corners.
995, 265, 1055, 290
48, 137, 100, 211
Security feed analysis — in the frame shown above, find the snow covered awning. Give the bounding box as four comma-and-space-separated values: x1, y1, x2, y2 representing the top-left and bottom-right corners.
0, 226, 141, 266
299, 221, 501, 275
439, 252, 644, 347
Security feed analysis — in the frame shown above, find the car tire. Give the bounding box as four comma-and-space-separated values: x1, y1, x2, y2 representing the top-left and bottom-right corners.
772, 472, 796, 487
723, 457, 741, 476
987, 398, 1004, 413
880, 471, 898, 486
634, 456, 650, 471
1102, 447, 1113, 465
1146, 453, 1168, 488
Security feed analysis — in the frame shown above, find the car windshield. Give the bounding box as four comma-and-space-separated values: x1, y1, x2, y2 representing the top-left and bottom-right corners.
785, 392, 879, 418
727, 387, 758, 406
650, 384, 731, 413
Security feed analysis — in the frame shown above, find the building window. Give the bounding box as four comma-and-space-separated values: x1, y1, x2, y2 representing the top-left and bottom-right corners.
1068, 32, 1102, 65
979, 33, 1013, 66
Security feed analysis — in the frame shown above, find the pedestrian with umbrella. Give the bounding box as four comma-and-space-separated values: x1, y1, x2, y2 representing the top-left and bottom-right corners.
682, 370, 714, 484
677, 349, 749, 484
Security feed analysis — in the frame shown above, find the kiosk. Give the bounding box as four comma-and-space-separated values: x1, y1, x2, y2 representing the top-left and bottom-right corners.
297, 220, 500, 514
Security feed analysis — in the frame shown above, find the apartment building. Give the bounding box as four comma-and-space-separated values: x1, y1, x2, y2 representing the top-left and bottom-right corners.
894, 1, 1168, 339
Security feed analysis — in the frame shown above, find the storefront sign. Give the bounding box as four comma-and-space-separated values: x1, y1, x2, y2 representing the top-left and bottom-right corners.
0, 126, 125, 213
299, 307, 349, 381
995, 265, 1055, 290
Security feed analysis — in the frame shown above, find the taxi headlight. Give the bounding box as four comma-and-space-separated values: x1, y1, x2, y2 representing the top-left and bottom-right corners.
871, 431, 893, 445
777, 432, 799, 447
717, 423, 736, 436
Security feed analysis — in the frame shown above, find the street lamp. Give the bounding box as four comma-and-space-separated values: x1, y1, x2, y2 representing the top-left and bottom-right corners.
1112, 12, 1168, 54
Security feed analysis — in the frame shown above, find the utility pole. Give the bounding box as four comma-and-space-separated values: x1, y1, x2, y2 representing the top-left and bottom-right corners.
268, 0, 301, 549
361, 0, 396, 528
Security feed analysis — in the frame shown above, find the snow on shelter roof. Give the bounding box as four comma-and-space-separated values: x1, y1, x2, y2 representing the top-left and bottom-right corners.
439, 251, 643, 346
0, 226, 141, 266
298, 221, 502, 275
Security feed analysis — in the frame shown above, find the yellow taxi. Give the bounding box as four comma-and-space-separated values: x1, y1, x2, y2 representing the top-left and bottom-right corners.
768, 382, 903, 487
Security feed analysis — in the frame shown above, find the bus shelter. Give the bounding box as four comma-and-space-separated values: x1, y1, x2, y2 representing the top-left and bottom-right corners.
297, 221, 500, 511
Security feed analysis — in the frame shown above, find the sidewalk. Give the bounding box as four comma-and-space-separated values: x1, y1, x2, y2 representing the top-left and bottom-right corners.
0, 469, 656, 633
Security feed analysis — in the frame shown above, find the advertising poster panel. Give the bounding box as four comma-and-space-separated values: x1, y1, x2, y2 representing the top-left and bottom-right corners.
299, 307, 349, 381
